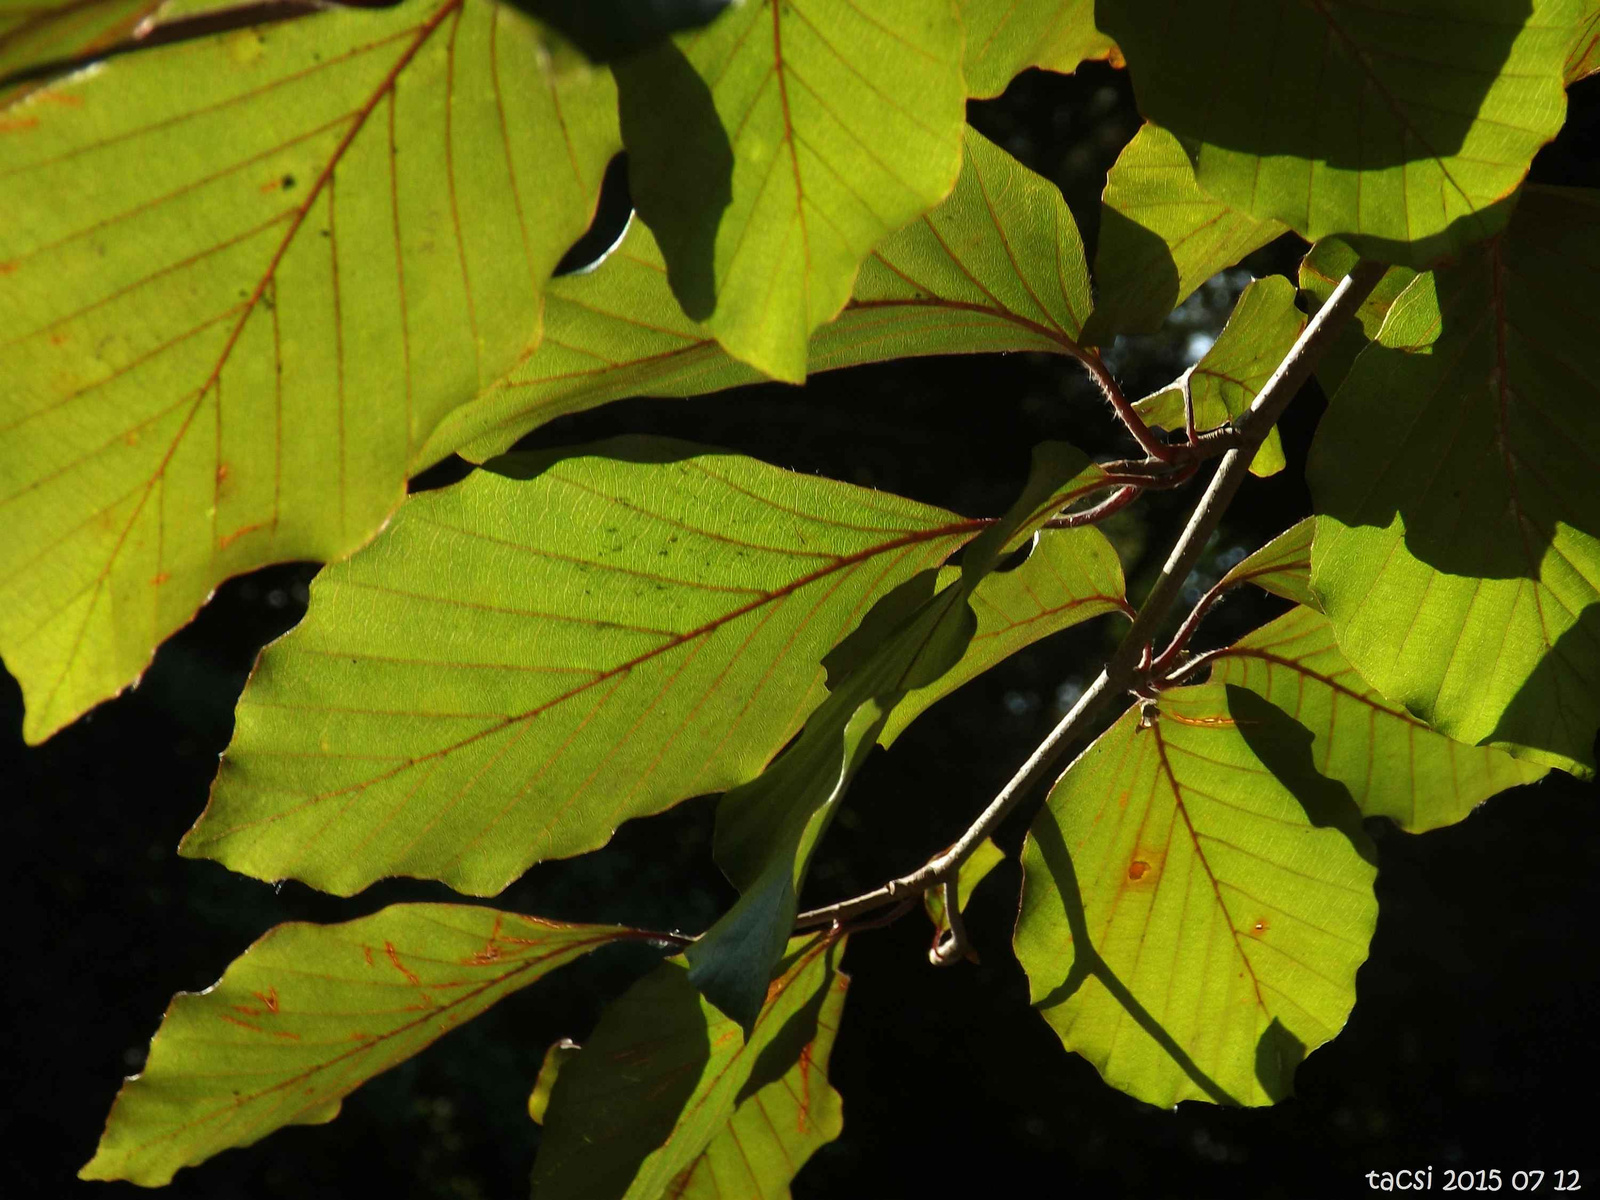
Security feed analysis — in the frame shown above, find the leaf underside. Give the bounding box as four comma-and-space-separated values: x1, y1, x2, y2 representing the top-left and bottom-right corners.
0, 0, 618, 743
956, 0, 1118, 99
1099, 0, 1575, 266
1016, 684, 1377, 1108
1310, 185, 1600, 778
184, 439, 986, 896
82, 904, 633, 1187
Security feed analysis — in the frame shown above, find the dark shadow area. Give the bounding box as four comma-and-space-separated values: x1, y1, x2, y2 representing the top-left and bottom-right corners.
736, 949, 834, 1102
1487, 604, 1600, 772
530, 960, 711, 1196
614, 39, 734, 320
1254, 1019, 1307, 1104
1227, 685, 1377, 868
1105, 2, 1524, 168
552, 154, 634, 277
1029, 808, 1244, 1106
510, 0, 729, 63
1081, 205, 1184, 343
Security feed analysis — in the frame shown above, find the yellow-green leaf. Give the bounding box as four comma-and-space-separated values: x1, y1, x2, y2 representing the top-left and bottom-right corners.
1083, 123, 1286, 343
182, 439, 989, 897
437, 127, 1096, 463
0, 0, 163, 107
1309, 186, 1600, 778
81, 904, 636, 1186
1216, 518, 1318, 611
1016, 684, 1377, 1107
1297, 237, 1417, 396
0, 0, 618, 743
1206, 606, 1547, 831
1099, 0, 1576, 267
616, 0, 965, 381
1132, 276, 1305, 477
532, 933, 846, 1199
956, 0, 1118, 99
924, 836, 1006, 945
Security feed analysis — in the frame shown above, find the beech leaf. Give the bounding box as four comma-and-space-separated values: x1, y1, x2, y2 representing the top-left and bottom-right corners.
183, 438, 990, 896
1309, 186, 1600, 778
616, 0, 965, 382
1098, 0, 1575, 267
956, 0, 1118, 99
81, 904, 638, 1186
531, 933, 846, 1199
0, 0, 618, 743
1016, 684, 1377, 1107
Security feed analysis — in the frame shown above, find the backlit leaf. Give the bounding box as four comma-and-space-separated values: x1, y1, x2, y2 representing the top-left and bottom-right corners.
81, 904, 637, 1186
1309, 186, 1600, 778
532, 933, 845, 1199
1216, 519, 1318, 611
615, 0, 965, 381
1016, 684, 1377, 1107
1082, 123, 1286, 343
878, 525, 1128, 746
956, 0, 1118, 99
436, 127, 1096, 463
1132, 276, 1305, 477
1566, 1, 1600, 81
1099, 0, 1576, 266
1297, 237, 1417, 396
0, 0, 618, 744
0, 0, 162, 107
1206, 607, 1547, 831
686, 444, 1118, 1028
183, 439, 989, 896
924, 836, 1006, 944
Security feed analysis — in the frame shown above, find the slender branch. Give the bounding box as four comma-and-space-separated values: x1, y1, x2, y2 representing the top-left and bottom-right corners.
1073, 349, 1177, 463
795, 261, 1388, 933
929, 878, 971, 966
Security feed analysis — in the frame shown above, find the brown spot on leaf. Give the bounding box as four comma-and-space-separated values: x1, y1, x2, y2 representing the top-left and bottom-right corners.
1127, 860, 1149, 881
0, 116, 40, 133
150, 572, 170, 587
1250, 919, 1269, 937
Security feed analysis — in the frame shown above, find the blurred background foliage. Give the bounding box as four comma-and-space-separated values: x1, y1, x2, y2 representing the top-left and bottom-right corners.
6, 58, 1600, 1199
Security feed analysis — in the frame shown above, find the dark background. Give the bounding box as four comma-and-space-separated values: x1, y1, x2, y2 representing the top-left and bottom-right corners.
6, 59, 1600, 1200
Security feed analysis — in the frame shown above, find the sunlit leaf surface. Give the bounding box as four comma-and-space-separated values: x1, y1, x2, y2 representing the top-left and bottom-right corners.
0, 0, 618, 743
956, 0, 1117, 99
1099, 0, 1575, 266
183, 440, 989, 896
1133, 276, 1305, 477
1216, 519, 1319, 611
1083, 122, 1285, 343
1016, 684, 1377, 1107
1297, 237, 1417, 396
532, 934, 845, 1199
617, 0, 965, 381
1310, 186, 1600, 777
1206, 607, 1546, 831
437, 127, 1097, 462
0, 0, 163, 107
81, 904, 635, 1186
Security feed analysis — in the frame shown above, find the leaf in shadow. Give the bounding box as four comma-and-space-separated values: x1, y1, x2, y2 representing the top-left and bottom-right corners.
510, 0, 731, 62
614, 37, 733, 319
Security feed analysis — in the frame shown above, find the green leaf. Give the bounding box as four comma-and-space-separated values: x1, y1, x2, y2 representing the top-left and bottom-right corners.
1309, 186, 1600, 778
531, 933, 845, 1199
437, 126, 1096, 463
614, 0, 966, 381
686, 443, 1115, 1029
1082, 122, 1286, 343
1217, 519, 1319, 611
1205, 607, 1547, 831
878, 525, 1128, 746
923, 836, 1006, 947
1015, 684, 1377, 1107
0, 0, 619, 744
182, 438, 988, 896
1132, 276, 1305, 477
1098, 0, 1576, 267
0, 0, 163, 107
80, 904, 636, 1186
1566, 1, 1600, 81
526, 1037, 579, 1124
956, 0, 1118, 99
1297, 237, 1417, 396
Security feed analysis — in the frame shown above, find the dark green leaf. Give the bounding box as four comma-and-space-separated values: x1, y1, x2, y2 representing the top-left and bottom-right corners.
1099, 0, 1575, 266
1309, 186, 1600, 777
1297, 237, 1416, 396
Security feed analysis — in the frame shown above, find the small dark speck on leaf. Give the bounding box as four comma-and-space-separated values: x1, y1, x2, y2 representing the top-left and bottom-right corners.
282, 174, 296, 189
